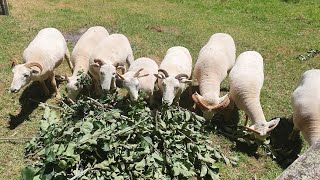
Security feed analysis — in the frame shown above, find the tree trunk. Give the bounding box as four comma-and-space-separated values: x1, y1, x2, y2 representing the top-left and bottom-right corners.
276, 140, 320, 179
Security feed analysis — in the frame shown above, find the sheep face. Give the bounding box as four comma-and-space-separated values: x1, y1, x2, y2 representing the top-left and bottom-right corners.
91, 61, 116, 91
10, 64, 40, 93
66, 77, 82, 101
99, 64, 116, 91
160, 77, 181, 106
123, 77, 140, 101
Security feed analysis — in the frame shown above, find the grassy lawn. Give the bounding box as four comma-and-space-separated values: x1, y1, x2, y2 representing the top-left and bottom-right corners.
0, 0, 319, 179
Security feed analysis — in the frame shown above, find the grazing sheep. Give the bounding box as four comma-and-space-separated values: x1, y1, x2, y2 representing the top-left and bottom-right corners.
228, 51, 280, 137
10, 28, 72, 98
89, 34, 134, 92
116, 57, 158, 102
192, 33, 236, 120
154, 46, 193, 106
66, 26, 109, 101
291, 69, 320, 145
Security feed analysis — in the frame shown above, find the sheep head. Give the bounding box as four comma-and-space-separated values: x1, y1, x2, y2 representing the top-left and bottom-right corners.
154, 69, 192, 106
117, 68, 149, 101
90, 59, 121, 91
243, 118, 280, 139
66, 75, 82, 101
10, 62, 43, 93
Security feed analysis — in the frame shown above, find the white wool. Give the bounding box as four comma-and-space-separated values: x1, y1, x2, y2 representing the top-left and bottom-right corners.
229, 51, 279, 137
291, 69, 320, 145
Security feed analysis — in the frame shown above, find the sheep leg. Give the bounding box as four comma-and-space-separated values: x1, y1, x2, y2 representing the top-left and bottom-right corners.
40, 81, 50, 97
50, 72, 61, 99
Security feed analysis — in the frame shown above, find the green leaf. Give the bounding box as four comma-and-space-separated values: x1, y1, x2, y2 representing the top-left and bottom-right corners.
200, 164, 208, 177
152, 152, 163, 162
94, 160, 111, 170
43, 106, 51, 120
40, 120, 49, 131
135, 159, 146, 171
63, 142, 77, 157
81, 122, 94, 134
58, 160, 68, 169
21, 166, 36, 180
208, 169, 220, 180
185, 111, 191, 121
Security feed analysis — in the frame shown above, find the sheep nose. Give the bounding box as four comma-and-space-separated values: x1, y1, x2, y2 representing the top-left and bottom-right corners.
162, 100, 172, 106
10, 88, 18, 93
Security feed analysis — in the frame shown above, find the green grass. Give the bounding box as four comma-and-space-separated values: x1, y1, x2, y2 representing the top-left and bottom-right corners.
0, 0, 319, 179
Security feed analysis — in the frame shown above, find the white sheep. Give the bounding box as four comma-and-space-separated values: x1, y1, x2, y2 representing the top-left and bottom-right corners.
291, 69, 320, 145
228, 51, 280, 137
66, 26, 109, 101
10, 28, 72, 98
89, 33, 134, 92
155, 46, 193, 106
116, 57, 158, 102
192, 33, 236, 120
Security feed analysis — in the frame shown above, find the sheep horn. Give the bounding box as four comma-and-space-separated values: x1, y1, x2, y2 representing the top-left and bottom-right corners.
242, 126, 262, 135
158, 69, 169, 78
192, 92, 230, 111
175, 73, 189, 80
116, 72, 125, 80
192, 92, 210, 110
266, 118, 280, 133
116, 65, 126, 71
154, 74, 165, 79
134, 68, 144, 77
25, 62, 43, 73
94, 59, 105, 66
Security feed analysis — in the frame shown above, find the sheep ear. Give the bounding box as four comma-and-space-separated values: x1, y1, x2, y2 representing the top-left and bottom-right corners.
90, 63, 100, 68
11, 60, 17, 69
266, 118, 280, 133
137, 74, 149, 78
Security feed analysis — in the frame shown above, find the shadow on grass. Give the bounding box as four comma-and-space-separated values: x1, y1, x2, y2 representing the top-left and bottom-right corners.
269, 117, 302, 168
8, 81, 53, 129
212, 114, 302, 168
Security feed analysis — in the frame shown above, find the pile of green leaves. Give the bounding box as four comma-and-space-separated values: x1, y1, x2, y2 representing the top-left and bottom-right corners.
22, 92, 235, 179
